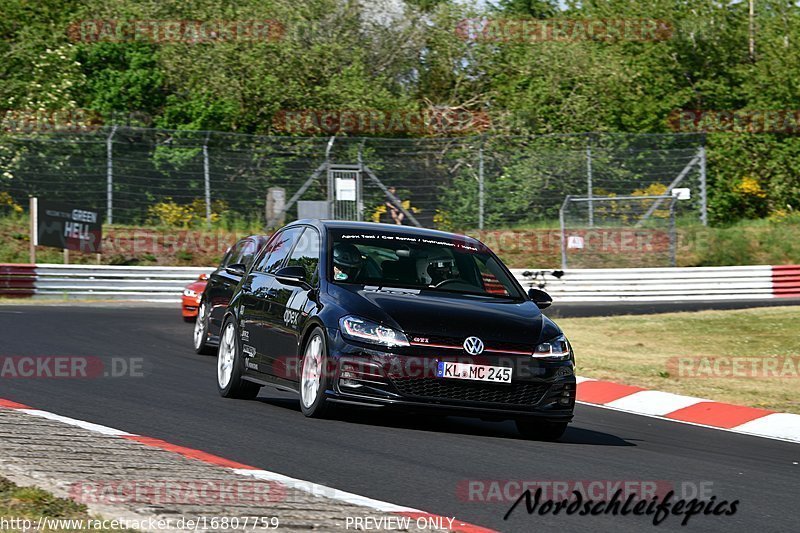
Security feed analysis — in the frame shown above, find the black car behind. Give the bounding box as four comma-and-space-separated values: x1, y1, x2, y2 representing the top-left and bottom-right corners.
193, 235, 271, 354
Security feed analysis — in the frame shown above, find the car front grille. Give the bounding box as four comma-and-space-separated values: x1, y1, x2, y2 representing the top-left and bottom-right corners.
408, 334, 533, 355
391, 377, 550, 406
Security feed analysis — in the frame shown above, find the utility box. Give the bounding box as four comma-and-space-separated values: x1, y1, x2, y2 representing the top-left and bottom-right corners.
298, 200, 329, 220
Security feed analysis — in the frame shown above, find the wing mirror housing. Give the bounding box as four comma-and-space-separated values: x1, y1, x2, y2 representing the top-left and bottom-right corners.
275, 265, 312, 290
528, 288, 553, 310
225, 263, 247, 277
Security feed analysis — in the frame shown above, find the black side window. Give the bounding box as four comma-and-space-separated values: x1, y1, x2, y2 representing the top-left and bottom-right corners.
287, 228, 321, 286
222, 241, 245, 268
239, 240, 258, 269
256, 227, 303, 274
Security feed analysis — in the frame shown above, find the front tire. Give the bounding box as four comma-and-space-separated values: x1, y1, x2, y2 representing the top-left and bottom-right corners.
217, 318, 261, 400
193, 300, 214, 355
299, 329, 332, 418
516, 418, 568, 441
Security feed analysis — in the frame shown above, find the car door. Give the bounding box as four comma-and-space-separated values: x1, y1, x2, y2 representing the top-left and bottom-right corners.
261, 227, 321, 383
243, 227, 304, 374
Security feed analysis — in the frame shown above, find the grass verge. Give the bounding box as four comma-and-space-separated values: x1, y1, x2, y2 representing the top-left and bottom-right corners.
559, 306, 800, 414
0, 476, 133, 532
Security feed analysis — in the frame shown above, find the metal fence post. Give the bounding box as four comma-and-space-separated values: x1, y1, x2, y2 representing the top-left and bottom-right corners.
478, 136, 485, 230
586, 135, 594, 227
203, 133, 211, 224
357, 142, 364, 222
699, 145, 708, 226
559, 195, 571, 270
669, 197, 678, 267
325, 136, 335, 218
106, 125, 117, 224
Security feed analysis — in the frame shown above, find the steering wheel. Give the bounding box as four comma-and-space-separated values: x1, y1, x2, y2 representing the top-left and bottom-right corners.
434, 279, 465, 289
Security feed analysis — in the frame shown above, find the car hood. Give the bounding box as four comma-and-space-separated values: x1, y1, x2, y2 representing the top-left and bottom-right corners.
330, 285, 546, 345
185, 280, 207, 293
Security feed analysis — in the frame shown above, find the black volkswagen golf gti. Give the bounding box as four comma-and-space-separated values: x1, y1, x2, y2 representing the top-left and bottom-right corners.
214, 220, 576, 440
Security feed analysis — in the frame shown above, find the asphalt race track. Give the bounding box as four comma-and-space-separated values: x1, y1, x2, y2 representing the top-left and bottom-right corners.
1, 305, 798, 532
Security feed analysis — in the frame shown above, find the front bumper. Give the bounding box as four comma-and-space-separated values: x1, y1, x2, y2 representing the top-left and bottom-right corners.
181, 296, 201, 318
325, 329, 576, 421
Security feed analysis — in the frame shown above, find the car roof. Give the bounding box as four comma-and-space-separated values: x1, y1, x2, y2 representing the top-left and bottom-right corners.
288, 219, 482, 245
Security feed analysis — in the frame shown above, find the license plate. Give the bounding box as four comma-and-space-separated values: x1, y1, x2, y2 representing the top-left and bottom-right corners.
436, 362, 512, 384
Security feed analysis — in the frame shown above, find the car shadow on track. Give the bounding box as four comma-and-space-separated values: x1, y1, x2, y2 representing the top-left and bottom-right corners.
256, 395, 634, 447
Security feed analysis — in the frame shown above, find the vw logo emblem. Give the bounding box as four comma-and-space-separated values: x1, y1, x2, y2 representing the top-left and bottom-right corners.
463, 336, 484, 355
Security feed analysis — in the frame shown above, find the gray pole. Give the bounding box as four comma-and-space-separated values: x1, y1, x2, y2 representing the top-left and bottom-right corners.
106, 125, 117, 224
357, 143, 364, 222
325, 136, 335, 219
203, 133, 211, 224
478, 138, 485, 230
699, 145, 708, 226
669, 197, 678, 267
586, 136, 594, 227
559, 196, 570, 270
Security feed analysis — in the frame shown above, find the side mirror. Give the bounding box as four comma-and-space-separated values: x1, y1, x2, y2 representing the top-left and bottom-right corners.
225, 263, 247, 277
198, 273, 209, 281
275, 265, 311, 290
528, 288, 552, 310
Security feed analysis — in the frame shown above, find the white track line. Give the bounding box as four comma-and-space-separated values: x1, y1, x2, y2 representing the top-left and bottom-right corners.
18, 409, 134, 437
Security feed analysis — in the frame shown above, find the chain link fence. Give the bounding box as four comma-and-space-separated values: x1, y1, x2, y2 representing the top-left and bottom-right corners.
0, 127, 706, 237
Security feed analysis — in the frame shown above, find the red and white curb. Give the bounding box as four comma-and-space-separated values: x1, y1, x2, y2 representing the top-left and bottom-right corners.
0, 398, 494, 533
575, 376, 800, 443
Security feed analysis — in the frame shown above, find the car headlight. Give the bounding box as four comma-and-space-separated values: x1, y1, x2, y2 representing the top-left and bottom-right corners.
183, 289, 198, 298
533, 335, 571, 360
340, 316, 409, 347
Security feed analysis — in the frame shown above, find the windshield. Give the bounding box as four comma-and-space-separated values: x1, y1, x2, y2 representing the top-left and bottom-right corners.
328, 229, 523, 299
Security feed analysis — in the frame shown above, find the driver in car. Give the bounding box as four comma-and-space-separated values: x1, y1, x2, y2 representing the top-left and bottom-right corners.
427, 259, 456, 286
333, 243, 365, 282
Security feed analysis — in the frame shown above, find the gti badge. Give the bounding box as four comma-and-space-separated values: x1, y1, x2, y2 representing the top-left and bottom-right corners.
463, 336, 484, 355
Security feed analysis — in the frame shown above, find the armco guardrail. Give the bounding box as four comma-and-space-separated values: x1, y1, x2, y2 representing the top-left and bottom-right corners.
1, 264, 213, 301
512, 265, 800, 302
1, 264, 799, 302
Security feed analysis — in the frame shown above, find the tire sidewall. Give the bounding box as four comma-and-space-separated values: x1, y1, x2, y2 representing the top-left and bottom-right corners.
194, 300, 209, 353
299, 328, 330, 417
217, 317, 244, 396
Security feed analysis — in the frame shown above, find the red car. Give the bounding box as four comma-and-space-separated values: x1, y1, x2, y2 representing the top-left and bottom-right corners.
182, 273, 209, 322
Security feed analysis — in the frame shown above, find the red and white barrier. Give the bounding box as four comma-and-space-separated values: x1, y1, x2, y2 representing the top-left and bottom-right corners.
772, 265, 800, 297
1, 264, 799, 301
512, 265, 800, 302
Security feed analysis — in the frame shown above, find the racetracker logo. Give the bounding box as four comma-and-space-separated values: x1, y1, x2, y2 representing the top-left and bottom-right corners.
67, 19, 284, 44
1, 109, 103, 134
100, 229, 248, 258
668, 109, 800, 134
69, 480, 286, 505
0, 356, 144, 379
272, 109, 491, 135
458, 480, 682, 502
464, 229, 672, 255
668, 356, 800, 378
456, 18, 673, 43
